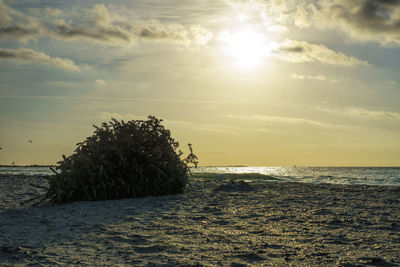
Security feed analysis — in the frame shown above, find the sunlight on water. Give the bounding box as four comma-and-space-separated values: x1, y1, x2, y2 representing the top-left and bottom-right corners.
1, 166, 399, 186
0, 166, 53, 176
192, 166, 400, 186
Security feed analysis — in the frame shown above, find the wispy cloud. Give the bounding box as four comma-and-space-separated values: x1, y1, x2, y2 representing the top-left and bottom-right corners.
274, 40, 369, 66
0, 47, 80, 71
95, 79, 106, 87
99, 112, 236, 134
0, 95, 230, 105
190, 126, 236, 134
314, 105, 400, 120
291, 73, 340, 83
350, 108, 400, 120
166, 119, 237, 134
225, 112, 393, 131
226, 114, 329, 127
45, 8, 62, 16
291, 73, 326, 81
100, 112, 145, 121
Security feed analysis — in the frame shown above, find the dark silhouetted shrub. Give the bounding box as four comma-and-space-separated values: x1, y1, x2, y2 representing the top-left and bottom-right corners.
45, 116, 198, 204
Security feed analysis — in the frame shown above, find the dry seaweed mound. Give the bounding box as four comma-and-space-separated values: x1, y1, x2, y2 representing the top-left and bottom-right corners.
45, 116, 198, 204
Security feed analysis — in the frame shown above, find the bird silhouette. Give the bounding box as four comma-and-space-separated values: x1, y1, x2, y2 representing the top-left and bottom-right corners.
28, 140, 32, 143
11, 161, 15, 165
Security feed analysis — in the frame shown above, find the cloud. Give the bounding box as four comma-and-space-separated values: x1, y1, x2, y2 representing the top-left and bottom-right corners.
291, 73, 340, 83
55, 22, 133, 44
0, 2, 212, 46
314, 105, 400, 120
263, 0, 400, 45
53, 4, 134, 44
0, 95, 229, 105
95, 79, 106, 87
164, 119, 236, 134
274, 40, 370, 66
100, 112, 144, 121
226, 114, 329, 127
0, 47, 80, 71
0, 25, 40, 39
291, 73, 326, 81
46, 8, 62, 16
225, 112, 386, 131
350, 108, 400, 120
53, 6, 212, 46
189, 25, 214, 46
0, 0, 46, 40
98, 113, 235, 134
327, 0, 400, 45
190, 126, 236, 134
224, 0, 288, 33
0, 0, 21, 27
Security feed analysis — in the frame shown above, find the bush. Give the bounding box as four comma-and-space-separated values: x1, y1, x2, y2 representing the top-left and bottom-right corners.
45, 116, 198, 204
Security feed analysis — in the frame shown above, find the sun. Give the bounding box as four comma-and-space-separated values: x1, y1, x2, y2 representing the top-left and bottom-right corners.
220, 27, 268, 68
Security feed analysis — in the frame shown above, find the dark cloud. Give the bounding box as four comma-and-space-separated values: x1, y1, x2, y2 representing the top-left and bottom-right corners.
285, 0, 400, 45
52, 4, 134, 44
55, 23, 133, 43
331, 0, 400, 44
52, 21, 191, 45
370, 0, 400, 6
0, 0, 45, 40
255, 0, 400, 45
0, 25, 42, 39
140, 28, 169, 39
279, 46, 304, 53
274, 40, 369, 66
0, 47, 80, 71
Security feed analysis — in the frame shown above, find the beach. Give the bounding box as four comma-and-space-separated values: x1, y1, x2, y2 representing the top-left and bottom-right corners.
1, 175, 399, 266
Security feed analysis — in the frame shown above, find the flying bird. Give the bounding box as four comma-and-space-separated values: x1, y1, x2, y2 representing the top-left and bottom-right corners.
28, 139, 32, 143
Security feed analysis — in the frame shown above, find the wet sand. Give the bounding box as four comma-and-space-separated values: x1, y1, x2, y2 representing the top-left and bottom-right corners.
1, 175, 399, 266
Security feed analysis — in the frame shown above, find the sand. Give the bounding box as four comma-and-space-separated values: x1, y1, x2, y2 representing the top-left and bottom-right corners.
0, 174, 399, 266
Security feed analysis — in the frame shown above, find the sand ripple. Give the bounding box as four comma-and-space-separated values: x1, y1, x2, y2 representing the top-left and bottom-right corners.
0, 176, 399, 266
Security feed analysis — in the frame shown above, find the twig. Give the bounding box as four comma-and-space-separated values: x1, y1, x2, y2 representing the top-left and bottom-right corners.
49, 166, 58, 175
20, 194, 45, 205
29, 183, 49, 190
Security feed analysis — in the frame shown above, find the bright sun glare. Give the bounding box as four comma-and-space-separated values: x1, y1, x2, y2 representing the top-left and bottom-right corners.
220, 28, 267, 68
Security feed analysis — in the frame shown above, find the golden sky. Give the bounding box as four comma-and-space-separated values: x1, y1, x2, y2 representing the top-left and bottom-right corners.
0, 0, 400, 166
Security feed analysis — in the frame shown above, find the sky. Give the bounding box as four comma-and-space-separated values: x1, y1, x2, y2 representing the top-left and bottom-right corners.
0, 0, 400, 166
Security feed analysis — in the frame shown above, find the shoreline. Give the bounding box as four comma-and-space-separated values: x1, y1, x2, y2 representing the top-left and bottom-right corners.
1, 176, 399, 266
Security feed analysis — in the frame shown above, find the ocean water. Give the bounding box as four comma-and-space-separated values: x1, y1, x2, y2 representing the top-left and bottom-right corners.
192, 166, 400, 186
1, 166, 400, 186
0, 166, 54, 176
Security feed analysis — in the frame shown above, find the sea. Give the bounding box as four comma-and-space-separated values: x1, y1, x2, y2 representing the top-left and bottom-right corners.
1, 166, 400, 186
